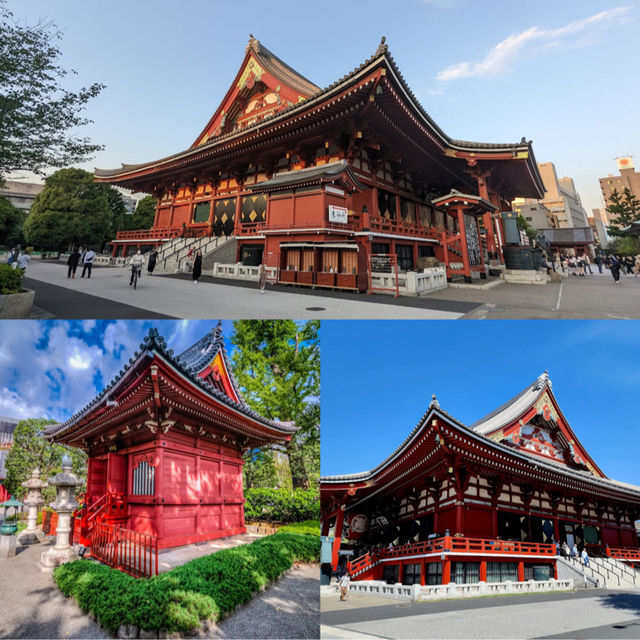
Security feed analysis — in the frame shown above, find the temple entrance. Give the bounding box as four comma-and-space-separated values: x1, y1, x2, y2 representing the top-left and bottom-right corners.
106, 453, 127, 495
240, 245, 263, 266
498, 510, 521, 541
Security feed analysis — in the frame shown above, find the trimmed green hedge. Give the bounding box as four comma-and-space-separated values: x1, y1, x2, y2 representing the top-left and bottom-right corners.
277, 520, 320, 536
0, 263, 23, 294
244, 488, 319, 523
53, 532, 320, 635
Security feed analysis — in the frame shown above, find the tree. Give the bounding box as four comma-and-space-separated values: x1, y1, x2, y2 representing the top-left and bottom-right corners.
106, 187, 127, 236
23, 168, 112, 251
517, 215, 537, 244
606, 188, 640, 236
118, 195, 157, 232
0, 2, 105, 181
230, 320, 320, 489
4, 418, 87, 502
0, 194, 25, 247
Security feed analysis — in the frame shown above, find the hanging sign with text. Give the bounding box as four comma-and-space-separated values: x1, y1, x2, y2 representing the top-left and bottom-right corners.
328, 205, 348, 224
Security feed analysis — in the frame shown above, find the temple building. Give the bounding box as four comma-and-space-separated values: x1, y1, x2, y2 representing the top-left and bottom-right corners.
320, 373, 640, 585
96, 36, 544, 287
45, 324, 296, 550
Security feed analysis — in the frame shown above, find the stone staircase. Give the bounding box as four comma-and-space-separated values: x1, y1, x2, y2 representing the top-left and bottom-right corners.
564, 555, 640, 589
152, 235, 233, 274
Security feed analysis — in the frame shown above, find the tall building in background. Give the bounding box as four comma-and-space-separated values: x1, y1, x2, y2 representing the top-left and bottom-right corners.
537, 163, 588, 228
591, 208, 610, 248
598, 157, 640, 209
512, 199, 559, 229
0, 180, 43, 214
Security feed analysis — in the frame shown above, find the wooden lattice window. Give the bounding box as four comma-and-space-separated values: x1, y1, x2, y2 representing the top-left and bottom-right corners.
132, 460, 155, 496
192, 201, 211, 223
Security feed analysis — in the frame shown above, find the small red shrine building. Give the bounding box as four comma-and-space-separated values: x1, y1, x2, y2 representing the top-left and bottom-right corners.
321, 373, 640, 584
96, 36, 544, 286
45, 324, 296, 550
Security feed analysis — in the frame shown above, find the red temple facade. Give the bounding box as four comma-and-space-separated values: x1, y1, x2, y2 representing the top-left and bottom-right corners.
45, 324, 296, 550
320, 373, 640, 585
96, 36, 544, 287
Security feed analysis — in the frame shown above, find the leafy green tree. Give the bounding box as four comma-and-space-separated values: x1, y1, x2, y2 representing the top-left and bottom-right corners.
106, 187, 127, 235
517, 215, 537, 244
606, 188, 640, 236
118, 195, 157, 232
231, 320, 320, 489
0, 195, 25, 247
0, 2, 104, 181
4, 418, 87, 502
23, 168, 112, 251
605, 236, 640, 256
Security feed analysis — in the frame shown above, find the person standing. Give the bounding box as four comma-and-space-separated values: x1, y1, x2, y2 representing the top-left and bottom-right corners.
338, 572, 350, 602
16, 250, 31, 273
583, 253, 592, 274
581, 548, 590, 567
192, 249, 202, 284
571, 543, 579, 559
635, 254, 640, 278
147, 248, 158, 275
67, 247, 81, 278
129, 249, 145, 286
594, 254, 603, 274
608, 255, 621, 284
257, 262, 266, 294
625, 255, 634, 275
81, 247, 96, 278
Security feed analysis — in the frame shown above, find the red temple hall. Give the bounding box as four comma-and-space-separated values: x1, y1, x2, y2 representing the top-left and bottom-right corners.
96, 36, 544, 287
320, 373, 640, 585
45, 324, 296, 550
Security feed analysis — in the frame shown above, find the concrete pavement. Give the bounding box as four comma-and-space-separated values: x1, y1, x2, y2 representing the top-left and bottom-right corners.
0, 537, 108, 639
321, 589, 640, 639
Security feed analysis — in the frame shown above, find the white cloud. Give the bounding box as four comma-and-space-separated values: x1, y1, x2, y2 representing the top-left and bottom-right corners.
0, 387, 47, 419
436, 6, 632, 82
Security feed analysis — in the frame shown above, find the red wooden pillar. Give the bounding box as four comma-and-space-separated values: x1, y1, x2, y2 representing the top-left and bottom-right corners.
121, 244, 128, 258
233, 180, 244, 236
440, 230, 449, 278
111, 244, 119, 258
155, 440, 164, 541
480, 560, 487, 582
321, 518, 331, 537
442, 557, 451, 584
332, 507, 345, 570
420, 558, 426, 586
455, 498, 464, 535
517, 561, 525, 582
455, 204, 472, 283
397, 562, 404, 585
491, 505, 498, 538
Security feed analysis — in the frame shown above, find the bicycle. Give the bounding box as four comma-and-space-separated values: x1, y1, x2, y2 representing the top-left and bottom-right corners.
130, 264, 142, 289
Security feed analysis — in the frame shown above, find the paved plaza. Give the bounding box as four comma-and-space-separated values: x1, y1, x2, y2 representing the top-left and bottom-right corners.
321, 589, 640, 639
18, 260, 640, 320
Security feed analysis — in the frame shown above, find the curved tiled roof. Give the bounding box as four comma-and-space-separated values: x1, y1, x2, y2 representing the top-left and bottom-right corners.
45, 326, 297, 440
95, 36, 540, 193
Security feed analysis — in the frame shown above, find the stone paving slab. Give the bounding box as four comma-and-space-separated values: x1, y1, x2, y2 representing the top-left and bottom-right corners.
0, 537, 108, 639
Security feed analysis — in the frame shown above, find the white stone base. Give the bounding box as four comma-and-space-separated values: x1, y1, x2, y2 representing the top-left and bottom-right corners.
501, 268, 549, 285
0, 534, 17, 559
40, 545, 78, 570
18, 528, 45, 545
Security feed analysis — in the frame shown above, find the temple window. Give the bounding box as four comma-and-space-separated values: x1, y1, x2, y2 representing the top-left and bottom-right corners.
382, 564, 399, 584
377, 189, 396, 219
452, 561, 480, 584
192, 201, 211, 224
132, 460, 155, 496
426, 561, 442, 585
487, 561, 518, 583
402, 563, 421, 585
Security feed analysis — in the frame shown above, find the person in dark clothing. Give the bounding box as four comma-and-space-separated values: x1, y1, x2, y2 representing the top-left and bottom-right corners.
192, 249, 202, 284
67, 248, 81, 278
608, 255, 621, 283
625, 255, 634, 274
594, 254, 603, 273
147, 248, 158, 275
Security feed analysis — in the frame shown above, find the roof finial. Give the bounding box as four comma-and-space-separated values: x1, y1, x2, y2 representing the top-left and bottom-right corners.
376, 36, 388, 56
247, 33, 258, 53
430, 393, 440, 409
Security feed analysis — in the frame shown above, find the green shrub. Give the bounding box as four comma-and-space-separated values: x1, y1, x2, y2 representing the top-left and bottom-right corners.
0, 263, 23, 294
53, 532, 320, 635
244, 488, 319, 523
277, 520, 320, 536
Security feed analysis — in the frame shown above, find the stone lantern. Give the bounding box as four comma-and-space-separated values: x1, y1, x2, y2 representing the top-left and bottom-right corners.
18, 467, 47, 545
40, 454, 83, 569
0, 495, 23, 559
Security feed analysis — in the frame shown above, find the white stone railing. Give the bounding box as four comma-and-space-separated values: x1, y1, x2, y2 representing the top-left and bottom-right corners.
213, 262, 278, 282
370, 266, 447, 297
348, 578, 573, 602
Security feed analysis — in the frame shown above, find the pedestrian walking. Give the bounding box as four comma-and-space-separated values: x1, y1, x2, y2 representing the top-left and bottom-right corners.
257, 262, 266, 294
147, 248, 158, 275
625, 255, 634, 275
81, 248, 96, 278
595, 254, 603, 274
16, 250, 31, 273
583, 253, 592, 274
67, 247, 81, 278
635, 255, 640, 277
608, 255, 621, 284
192, 249, 202, 284
581, 548, 590, 567
571, 543, 578, 559
129, 249, 145, 286
338, 572, 350, 602
6, 247, 18, 265
562, 541, 570, 557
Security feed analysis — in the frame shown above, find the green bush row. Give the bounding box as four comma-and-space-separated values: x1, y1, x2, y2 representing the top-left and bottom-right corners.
54, 532, 320, 635
244, 488, 320, 523
277, 520, 320, 536
0, 263, 23, 294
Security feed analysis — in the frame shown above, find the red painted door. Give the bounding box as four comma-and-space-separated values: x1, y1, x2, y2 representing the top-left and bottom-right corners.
107, 453, 127, 495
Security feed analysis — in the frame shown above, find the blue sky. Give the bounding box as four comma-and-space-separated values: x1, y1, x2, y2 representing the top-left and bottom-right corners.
320, 320, 640, 486
0, 320, 233, 422
6, 0, 639, 213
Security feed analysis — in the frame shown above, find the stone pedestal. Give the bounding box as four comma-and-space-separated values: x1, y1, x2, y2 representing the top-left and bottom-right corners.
18, 468, 47, 546
39, 455, 82, 570
0, 533, 17, 559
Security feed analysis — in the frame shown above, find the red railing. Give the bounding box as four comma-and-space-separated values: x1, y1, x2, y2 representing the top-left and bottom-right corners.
608, 547, 640, 561
353, 213, 443, 241
92, 522, 158, 578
